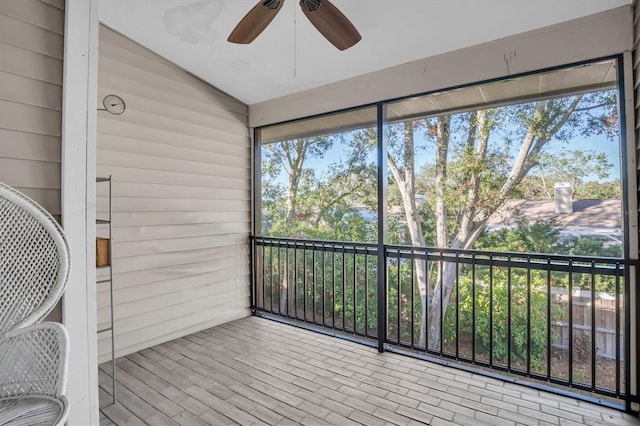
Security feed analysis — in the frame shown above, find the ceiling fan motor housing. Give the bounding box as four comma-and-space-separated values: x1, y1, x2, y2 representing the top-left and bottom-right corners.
302, 0, 322, 12
263, 0, 281, 10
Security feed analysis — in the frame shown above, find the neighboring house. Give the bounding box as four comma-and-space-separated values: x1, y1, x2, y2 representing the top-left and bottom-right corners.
487, 198, 623, 243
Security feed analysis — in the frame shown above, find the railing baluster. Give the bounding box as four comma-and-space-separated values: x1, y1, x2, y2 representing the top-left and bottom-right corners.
364, 250, 369, 338
397, 250, 401, 344
322, 245, 326, 327
489, 254, 494, 367
507, 256, 512, 372
312, 245, 316, 324
455, 253, 459, 359
615, 263, 621, 396
527, 258, 532, 376
303, 245, 307, 322
260, 245, 265, 311
276, 244, 280, 314
425, 251, 430, 352
472, 253, 476, 363
410, 248, 415, 349
332, 249, 336, 329
285, 243, 289, 316
259, 242, 263, 311
568, 259, 574, 386
294, 245, 298, 320
546, 259, 551, 380
353, 248, 357, 333
269, 246, 280, 313
271, 244, 276, 313
439, 252, 443, 355
342, 244, 347, 332
591, 260, 596, 391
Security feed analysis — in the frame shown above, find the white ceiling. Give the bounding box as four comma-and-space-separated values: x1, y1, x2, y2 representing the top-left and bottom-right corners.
99, 0, 631, 105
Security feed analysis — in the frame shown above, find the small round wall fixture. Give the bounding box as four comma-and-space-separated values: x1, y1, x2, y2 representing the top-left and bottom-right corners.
102, 94, 126, 115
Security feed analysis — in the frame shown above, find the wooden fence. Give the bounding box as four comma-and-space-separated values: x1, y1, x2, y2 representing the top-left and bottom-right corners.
550, 289, 622, 360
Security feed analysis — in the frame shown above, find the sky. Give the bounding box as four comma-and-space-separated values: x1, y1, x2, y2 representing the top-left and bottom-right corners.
545, 135, 621, 181
263, 90, 623, 190
265, 131, 622, 189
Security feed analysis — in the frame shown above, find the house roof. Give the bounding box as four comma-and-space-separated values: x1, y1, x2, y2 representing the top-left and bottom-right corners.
487, 199, 622, 229
98, 0, 630, 105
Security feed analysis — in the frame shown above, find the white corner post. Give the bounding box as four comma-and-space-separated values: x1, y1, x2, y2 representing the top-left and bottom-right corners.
622, 50, 639, 412
61, 0, 100, 424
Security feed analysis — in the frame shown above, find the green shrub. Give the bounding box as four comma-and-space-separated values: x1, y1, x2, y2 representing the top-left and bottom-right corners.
444, 267, 559, 369
573, 332, 594, 362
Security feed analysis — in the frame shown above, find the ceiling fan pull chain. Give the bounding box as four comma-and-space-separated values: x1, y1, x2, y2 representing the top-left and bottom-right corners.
293, 0, 297, 76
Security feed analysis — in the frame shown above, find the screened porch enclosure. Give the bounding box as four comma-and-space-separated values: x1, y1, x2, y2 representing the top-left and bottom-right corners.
252, 56, 639, 411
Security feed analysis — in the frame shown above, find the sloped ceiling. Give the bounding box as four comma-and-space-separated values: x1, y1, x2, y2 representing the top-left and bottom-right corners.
99, 0, 630, 105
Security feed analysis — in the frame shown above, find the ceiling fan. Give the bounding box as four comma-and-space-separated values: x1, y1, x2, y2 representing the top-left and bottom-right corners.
228, 0, 361, 51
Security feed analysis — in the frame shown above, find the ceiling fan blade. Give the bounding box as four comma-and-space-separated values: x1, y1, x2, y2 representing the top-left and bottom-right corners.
299, 0, 361, 51
228, 0, 285, 44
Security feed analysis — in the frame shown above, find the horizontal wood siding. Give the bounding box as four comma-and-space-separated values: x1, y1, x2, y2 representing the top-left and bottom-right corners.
0, 0, 64, 217
0, 0, 64, 322
97, 26, 251, 361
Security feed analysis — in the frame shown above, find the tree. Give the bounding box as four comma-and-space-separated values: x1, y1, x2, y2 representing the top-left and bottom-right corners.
260, 88, 619, 351
475, 217, 561, 254
262, 136, 331, 234
262, 132, 376, 312
577, 179, 620, 199
386, 121, 432, 345
522, 149, 613, 199
386, 90, 618, 349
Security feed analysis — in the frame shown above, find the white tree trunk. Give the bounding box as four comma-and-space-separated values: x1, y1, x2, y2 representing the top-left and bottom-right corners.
280, 141, 307, 312
280, 275, 289, 314
427, 116, 451, 349
387, 123, 436, 347
388, 96, 591, 352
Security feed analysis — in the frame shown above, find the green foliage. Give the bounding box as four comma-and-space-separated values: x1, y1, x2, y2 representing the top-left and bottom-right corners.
521, 149, 615, 200
259, 86, 623, 367
577, 180, 620, 199
392, 90, 620, 249
443, 270, 556, 369
476, 217, 622, 259
259, 247, 379, 334
261, 132, 377, 243
475, 219, 622, 292
386, 258, 419, 343
475, 217, 561, 253
557, 236, 621, 258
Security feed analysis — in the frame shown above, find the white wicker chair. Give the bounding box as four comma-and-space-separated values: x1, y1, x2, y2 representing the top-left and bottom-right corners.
0, 182, 70, 426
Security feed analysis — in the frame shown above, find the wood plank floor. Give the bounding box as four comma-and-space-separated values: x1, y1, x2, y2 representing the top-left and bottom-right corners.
99, 316, 639, 426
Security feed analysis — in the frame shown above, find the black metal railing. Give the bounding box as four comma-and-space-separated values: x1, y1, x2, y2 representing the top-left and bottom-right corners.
384, 245, 627, 402
252, 237, 379, 340
251, 236, 631, 407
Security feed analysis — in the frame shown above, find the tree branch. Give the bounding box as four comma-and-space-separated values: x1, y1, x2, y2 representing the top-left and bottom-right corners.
573, 101, 609, 113
435, 115, 451, 249
547, 95, 583, 137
